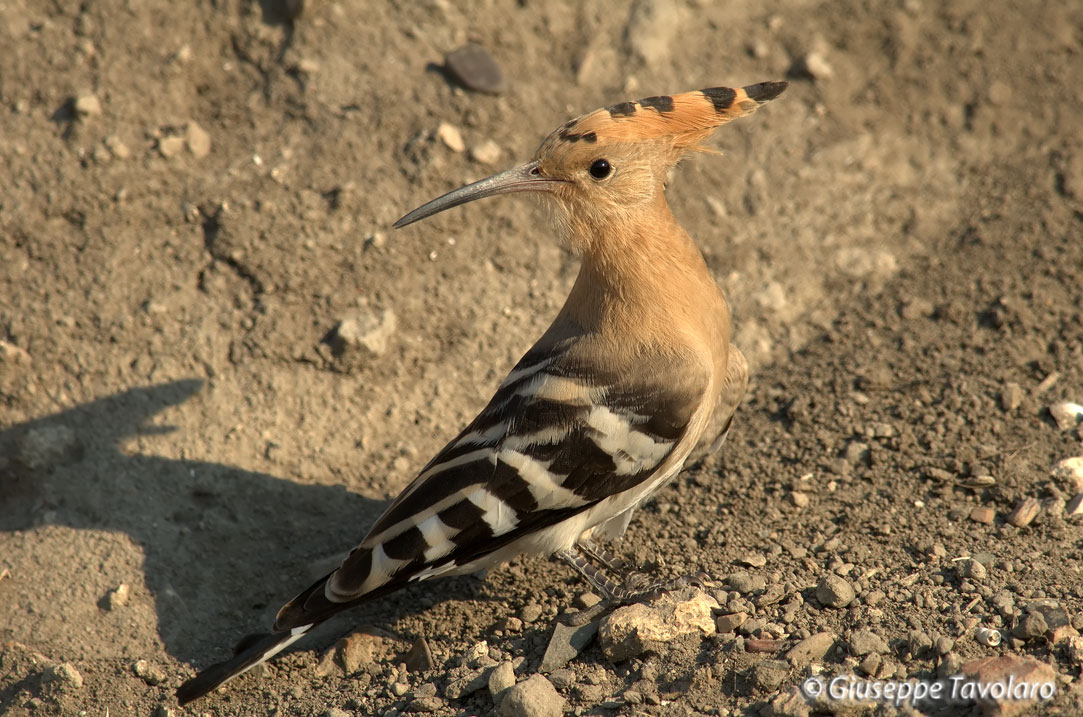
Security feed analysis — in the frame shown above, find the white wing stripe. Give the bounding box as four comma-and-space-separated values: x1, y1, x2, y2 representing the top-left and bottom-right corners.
586, 406, 674, 476
468, 488, 519, 536
360, 544, 407, 595
498, 448, 590, 508
417, 514, 458, 562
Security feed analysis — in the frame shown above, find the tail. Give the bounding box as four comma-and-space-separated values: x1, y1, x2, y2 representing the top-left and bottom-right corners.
175, 624, 314, 705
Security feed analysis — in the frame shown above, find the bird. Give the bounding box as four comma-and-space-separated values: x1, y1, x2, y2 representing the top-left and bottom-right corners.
176, 80, 786, 705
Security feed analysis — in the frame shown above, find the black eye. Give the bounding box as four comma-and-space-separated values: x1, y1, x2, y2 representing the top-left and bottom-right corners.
588, 159, 612, 180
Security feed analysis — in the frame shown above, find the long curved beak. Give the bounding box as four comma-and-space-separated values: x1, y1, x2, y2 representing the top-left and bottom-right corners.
393, 160, 565, 229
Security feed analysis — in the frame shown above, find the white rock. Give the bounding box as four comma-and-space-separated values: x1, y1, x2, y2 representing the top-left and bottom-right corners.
1049, 401, 1083, 430
331, 309, 396, 358
1052, 457, 1083, 494
598, 589, 718, 662
186, 121, 211, 158
436, 122, 465, 153
470, 139, 503, 166
74, 93, 102, 117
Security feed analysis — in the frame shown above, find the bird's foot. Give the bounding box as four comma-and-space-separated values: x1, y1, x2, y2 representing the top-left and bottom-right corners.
556, 547, 714, 625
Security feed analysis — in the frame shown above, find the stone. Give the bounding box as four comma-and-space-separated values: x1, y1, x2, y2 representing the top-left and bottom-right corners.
133, 659, 166, 685
405, 637, 435, 672
42, 662, 83, 690
999, 382, 1024, 411
792, 51, 834, 79
435, 122, 465, 153
1049, 401, 1083, 430
444, 44, 506, 94
158, 135, 185, 158
1052, 457, 1083, 494
1012, 611, 1047, 640
470, 140, 502, 166
958, 559, 987, 581
406, 696, 443, 713
750, 659, 790, 691
815, 575, 854, 608
186, 121, 211, 158
520, 604, 543, 623
959, 655, 1056, 717
762, 686, 811, 717
969, 506, 996, 524
328, 309, 397, 359
105, 583, 130, 610
74, 93, 102, 117
498, 675, 565, 717
715, 612, 746, 634
1067, 493, 1083, 517
726, 572, 766, 594
488, 660, 515, 699
598, 589, 717, 662
539, 619, 598, 672
848, 629, 888, 656
738, 553, 767, 568
1006, 497, 1040, 528
786, 631, 835, 667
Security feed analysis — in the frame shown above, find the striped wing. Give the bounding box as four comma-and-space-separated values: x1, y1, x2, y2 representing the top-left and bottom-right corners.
275, 339, 708, 628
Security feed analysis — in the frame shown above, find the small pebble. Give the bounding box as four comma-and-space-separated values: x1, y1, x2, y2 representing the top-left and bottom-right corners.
792, 51, 834, 79
186, 121, 211, 158
444, 44, 506, 94
958, 559, 987, 581
488, 661, 516, 699
470, 140, 502, 166
105, 583, 130, 610
1049, 401, 1083, 430
815, 575, 855, 608
715, 612, 746, 634
405, 637, 435, 673
435, 122, 465, 153
74, 93, 102, 117
738, 553, 767, 568
1000, 382, 1024, 411
1066, 494, 1083, 517
1006, 497, 1040, 527
158, 135, 185, 158
1013, 611, 1048, 640
786, 632, 835, 667
750, 659, 790, 691
133, 659, 166, 685
849, 629, 888, 656
42, 662, 84, 690
969, 506, 995, 524
497, 675, 565, 717
1052, 457, 1083, 494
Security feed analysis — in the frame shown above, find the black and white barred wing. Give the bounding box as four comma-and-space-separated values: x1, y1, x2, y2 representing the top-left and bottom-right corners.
274, 343, 708, 630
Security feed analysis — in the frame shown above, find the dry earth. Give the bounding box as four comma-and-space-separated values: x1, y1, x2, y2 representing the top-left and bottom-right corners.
2, 1, 1083, 716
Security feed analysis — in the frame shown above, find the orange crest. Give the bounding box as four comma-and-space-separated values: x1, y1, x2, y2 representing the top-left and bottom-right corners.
538, 81, 787, 156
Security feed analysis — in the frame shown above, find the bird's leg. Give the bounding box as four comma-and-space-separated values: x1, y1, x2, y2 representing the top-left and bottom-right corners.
577, 538, 629, 572
557, 545, 714, 625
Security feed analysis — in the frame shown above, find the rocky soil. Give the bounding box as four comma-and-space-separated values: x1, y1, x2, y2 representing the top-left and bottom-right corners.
3, 1, 1083, 715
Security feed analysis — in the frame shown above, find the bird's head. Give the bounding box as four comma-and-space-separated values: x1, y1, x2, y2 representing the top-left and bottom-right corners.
395, 82, 787, 254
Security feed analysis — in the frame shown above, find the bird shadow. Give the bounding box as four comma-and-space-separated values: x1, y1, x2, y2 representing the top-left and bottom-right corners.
0, 379, 489, 667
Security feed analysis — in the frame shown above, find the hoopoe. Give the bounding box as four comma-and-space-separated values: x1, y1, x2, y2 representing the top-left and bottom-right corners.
176, 80, 786, 705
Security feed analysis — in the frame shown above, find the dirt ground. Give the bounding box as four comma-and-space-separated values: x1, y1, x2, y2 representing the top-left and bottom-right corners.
3, 1, 1083, 715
